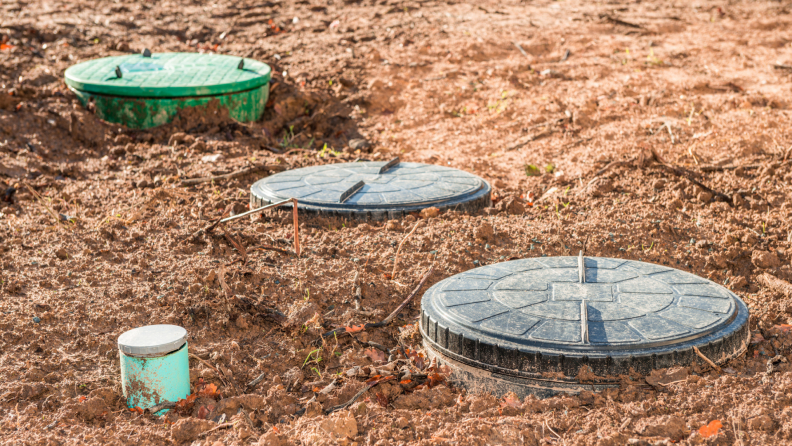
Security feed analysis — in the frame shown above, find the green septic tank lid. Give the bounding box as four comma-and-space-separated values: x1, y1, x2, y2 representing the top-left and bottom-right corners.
64, 52, 271, 98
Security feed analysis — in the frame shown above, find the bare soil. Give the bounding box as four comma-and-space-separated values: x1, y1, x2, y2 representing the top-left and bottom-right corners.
2, 0, 792, 444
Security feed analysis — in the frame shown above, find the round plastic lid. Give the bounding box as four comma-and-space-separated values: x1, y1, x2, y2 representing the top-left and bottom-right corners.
64, 52, 272, 98
421, 256, 749, 375
251, 159, 490, 216
118, 325, 188, 357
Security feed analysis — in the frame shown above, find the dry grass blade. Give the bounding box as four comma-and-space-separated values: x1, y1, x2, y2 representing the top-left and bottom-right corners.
223, 231, 248, 265
315, 266, 434, 343
25, 185, 64, 229
392, 220, 422, 281
180, 163, 285, 186
693, 346, 721, 372
189, 353, 240, 395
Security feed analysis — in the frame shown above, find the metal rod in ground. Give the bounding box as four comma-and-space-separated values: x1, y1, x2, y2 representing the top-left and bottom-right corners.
292, 198, 300, 257
220, 198, 292, 223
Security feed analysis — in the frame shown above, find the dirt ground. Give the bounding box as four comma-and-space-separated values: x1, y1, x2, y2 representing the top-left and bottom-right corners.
2, 0, 792, 444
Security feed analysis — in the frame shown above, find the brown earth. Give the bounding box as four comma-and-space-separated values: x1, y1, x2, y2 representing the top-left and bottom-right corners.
2, 0, 792, 444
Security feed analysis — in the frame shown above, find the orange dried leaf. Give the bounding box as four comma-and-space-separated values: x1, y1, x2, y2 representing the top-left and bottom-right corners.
345, 324, 365, 333
501, 394, 521, 408
364, 347, 387, 363
129, 407, 144, 414
400, 379, 412, 385
699, 420, 723, 438
0, 44, 13, 51
78, 396, 87, 402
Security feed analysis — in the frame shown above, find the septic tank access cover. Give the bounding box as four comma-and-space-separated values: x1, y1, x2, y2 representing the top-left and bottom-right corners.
250, 158, 491, 220
118, 324, 188, 357
64, 52, 271, 129
420, 254, 749, 398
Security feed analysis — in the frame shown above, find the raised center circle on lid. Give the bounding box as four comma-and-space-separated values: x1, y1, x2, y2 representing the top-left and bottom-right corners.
425, 257, 740, 350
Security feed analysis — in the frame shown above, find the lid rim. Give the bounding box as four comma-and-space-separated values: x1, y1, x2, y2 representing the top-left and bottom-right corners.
64, 53, 272, 98
118, 324, 188, 357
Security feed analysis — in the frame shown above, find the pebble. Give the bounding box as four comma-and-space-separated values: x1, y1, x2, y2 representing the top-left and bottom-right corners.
33, 317, 41, 323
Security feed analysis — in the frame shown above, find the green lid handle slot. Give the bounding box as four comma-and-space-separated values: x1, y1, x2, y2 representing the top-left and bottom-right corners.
142, 48, 152, 58
238, 59, 244, 70
115, 66, 122, 79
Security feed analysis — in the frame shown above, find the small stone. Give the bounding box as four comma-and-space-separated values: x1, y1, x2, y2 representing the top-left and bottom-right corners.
733, 193, 746, 208
319, 410, 358, 438
115, 41, 130, 52
171, 418, 217, 442
395, 416, 410, 429
698, 191, 713, 203
55, 248, 69, 260
734, 166, 746, 177
752, 250, 782, 269
420, 207, 440, 219
668, 198, 683, 210
385, 220, 402, 231
652, 179, 666, 190
474, 222, 495, 241
189, 140, 207, 152
168, 132, 186, 146
348, 138, 371, 151
33, 316, 41, 323
136, 179, 150, 188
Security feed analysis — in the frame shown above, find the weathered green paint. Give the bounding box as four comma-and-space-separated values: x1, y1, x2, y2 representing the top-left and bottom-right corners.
64, 52, 271, 129
120, 342, 190, 413
70, 85, 268, 129
64, 53, 271, 97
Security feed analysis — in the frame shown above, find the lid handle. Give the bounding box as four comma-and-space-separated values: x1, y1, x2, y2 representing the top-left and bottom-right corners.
339, 180, 365, 203
379, 157, 400, 174
142, 48, 152, 57
115, 66, 122, 79
238, 59, 245, 70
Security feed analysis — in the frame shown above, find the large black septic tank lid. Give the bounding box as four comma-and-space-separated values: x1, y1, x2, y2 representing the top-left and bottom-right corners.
250, 158, 491, 220
420, 254, 750, 398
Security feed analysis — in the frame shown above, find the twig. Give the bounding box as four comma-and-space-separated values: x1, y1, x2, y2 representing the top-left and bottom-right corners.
772, 64, 792, 71
223, 231, 248, 265
391, 220, 422, 281
601, 14, 643, 28
756, 273, 792, 298
650, 148, 731, 204
506, 129, 553, 151
197, 422, 235, 438
180, 164, 284, 186
512, 41, 529, 58
247, 372, 266, 389
699, 164, 760, 172
693, 346, 721, 372
662, 122, 676, 144
189, 353, 241, 395
292, 198, 301, 257
25, 185, 64, 228
145, 400, 176, 415
544, 421, 561, 439
314, 267, 434, 343
183, 204, 233, 243
249, 244, 292, 255
324, 382, 377, 414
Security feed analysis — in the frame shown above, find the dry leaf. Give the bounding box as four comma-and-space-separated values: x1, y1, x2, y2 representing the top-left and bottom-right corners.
364, 347, 387, 363
699, 420, 723, 438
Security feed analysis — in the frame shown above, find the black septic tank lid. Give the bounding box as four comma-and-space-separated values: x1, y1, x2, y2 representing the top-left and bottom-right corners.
250, 158, 491, 220
420, 254, 750, 397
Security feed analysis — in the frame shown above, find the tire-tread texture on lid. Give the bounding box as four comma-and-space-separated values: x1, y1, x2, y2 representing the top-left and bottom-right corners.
250, 161, 492, 220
